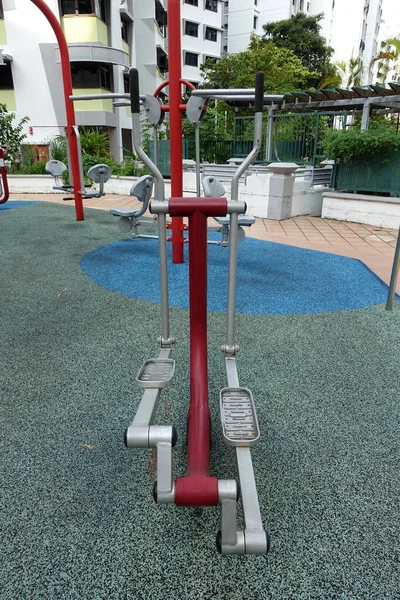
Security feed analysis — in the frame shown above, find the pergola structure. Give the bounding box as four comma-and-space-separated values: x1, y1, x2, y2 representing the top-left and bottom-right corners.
225, 82, 400, 132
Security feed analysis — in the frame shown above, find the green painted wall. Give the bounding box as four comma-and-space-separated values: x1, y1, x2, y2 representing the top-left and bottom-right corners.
0, 90, 16, 112
62, 16, 108, 45
72, 88, 113, 112
0, 19, 7, 45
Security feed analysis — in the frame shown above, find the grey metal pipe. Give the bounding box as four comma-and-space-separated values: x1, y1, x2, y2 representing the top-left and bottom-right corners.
386, 226, 400, 310
227, 111, 263, 348
153, 126, 158, 169
192, 95, 284, 103
132, 113, 164, 202
70, 93, 146, 101
266, 108, 274, 162
195, 124, 201, 197
131, 113, 169, 341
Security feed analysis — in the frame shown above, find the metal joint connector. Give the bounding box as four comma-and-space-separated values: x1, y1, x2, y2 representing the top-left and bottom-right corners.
157, 336, 176, 348
150, 200, 169, 215
220, 344, 240, 357
226, 201, 247, 215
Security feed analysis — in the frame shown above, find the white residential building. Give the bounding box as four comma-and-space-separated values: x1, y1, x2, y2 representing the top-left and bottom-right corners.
224, 0, 383, 84
182, 0, 224, 86
0, 0, 225, 161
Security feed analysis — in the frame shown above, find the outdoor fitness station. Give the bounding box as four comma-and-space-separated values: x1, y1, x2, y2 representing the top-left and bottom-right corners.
123, 67, 269, 555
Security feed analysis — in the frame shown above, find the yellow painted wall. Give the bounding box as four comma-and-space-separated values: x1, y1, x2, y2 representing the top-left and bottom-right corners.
122, 40, 130, 56
72, 89, 113, 112
62, 16, 108, 45
0, 19, 7, 45
0, 90, 16, 112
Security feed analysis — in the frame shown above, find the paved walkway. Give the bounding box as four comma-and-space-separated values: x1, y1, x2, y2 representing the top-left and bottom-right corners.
11, 192, 400, 293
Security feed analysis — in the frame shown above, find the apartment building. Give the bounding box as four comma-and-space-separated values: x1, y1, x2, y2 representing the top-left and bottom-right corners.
0, 0, 134, 160
182, 0, 223, 86
225, 0, 382, 84
0, 0, 225, 159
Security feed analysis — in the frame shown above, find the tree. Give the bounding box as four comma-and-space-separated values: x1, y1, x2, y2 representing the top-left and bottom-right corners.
262, 12, 334, 87
371, 37, 400, 83
335, 55, 364, 88
200, 36, 318, 92
0, 104, 29, 161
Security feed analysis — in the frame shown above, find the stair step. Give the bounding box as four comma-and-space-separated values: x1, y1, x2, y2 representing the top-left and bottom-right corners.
136, 359, 175, 389
220, 387, 260, 447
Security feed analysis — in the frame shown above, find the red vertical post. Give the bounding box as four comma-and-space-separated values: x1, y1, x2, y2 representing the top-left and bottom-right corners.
30, 0, 84, 221
167, 0, 184, 263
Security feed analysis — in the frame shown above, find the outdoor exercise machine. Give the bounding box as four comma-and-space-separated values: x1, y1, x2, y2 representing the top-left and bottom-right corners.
45, 137, 112, 202
124, 68, 269, 555
0, 146, 9, 204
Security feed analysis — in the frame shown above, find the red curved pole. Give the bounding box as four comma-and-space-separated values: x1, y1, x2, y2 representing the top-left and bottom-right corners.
30, 0, 84, 221
0, 146, 9, 204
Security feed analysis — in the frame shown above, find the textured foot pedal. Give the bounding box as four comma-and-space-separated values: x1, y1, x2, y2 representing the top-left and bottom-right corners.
220, 388, 260, 447
136, 359, 175, 388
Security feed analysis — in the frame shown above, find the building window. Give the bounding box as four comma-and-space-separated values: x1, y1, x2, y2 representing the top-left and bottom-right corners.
157, 48, 168, 75
205, 0, 218, 12
254, 0, 258, 4
0, 0, 3, 19
185, 0, 198, 5
300, 0, 304, 9
253, 16, 258, 29
121, 18, 130, 43
185, 21, 199, 37
155, 0, 167, 30
71, 62, 113, 90
204, 56, 219, 65
60, 0, 106, 22
123, 74, 130, 93
185, 52, 199, 67
205, 26, 218, 42
0, 62, 13, 89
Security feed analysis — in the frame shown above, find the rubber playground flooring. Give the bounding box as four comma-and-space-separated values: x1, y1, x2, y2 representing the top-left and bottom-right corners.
1, 201, 400, 600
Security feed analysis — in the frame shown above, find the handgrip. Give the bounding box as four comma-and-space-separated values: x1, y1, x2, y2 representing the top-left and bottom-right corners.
130, 68, 141, 114
254, 71, 264, 113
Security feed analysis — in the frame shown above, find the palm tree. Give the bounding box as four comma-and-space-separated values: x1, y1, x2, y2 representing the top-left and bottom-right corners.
335, 55, 364, 88
371, 37, 400, 83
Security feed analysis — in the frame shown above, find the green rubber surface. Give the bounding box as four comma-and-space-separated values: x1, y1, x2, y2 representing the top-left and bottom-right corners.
1, 202, 399, 600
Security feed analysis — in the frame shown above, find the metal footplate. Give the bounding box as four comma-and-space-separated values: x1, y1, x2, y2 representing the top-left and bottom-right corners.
218, 387, 268, 555
136, 359, 175, 388
220, 388, 260, 446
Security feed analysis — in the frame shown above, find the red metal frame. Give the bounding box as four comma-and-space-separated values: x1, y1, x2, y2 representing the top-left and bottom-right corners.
30, 0, 84, 221
167, 0, 184, 263
169, 197, 227, 506
0, 146, 10, 204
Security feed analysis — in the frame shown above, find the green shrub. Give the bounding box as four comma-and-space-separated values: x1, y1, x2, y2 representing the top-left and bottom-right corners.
324, 122, 400, 163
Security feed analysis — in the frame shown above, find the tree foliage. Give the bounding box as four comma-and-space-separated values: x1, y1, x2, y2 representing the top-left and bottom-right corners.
371, 36, 400, 83
201, 36, 318, 92
262, 13, 334, 87
324, 121, 400, 163
0, 104, 29, 160
335, 55, 364, 88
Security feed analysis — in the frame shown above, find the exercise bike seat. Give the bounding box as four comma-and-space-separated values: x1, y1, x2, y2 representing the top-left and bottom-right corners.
110, 207, 142, 218
215, 215, 255, 227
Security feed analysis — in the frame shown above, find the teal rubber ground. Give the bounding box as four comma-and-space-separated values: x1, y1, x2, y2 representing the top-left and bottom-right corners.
1, 202, 399, 599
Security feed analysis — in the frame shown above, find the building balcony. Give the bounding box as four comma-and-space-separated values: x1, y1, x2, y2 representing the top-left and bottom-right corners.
61, 15, 109, 46
56, 44, 129, 70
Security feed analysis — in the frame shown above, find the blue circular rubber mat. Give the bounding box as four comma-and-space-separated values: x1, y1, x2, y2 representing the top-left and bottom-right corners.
0, 200, 36, 211
81, 236, 390, 314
